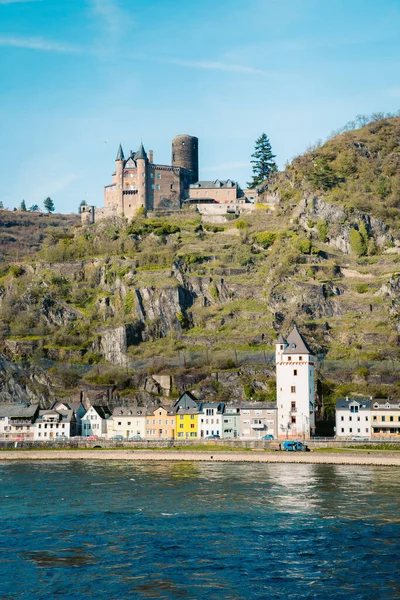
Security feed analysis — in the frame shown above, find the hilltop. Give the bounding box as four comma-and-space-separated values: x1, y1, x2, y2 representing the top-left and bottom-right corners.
1, 117, 400, 428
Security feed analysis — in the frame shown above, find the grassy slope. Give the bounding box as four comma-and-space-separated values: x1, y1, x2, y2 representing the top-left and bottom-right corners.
1, 117, 400, 414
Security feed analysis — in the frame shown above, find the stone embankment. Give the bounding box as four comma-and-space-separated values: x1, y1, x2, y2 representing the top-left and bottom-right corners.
1, 449, 400, 466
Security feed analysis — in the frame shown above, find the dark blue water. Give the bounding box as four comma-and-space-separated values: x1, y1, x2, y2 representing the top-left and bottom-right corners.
0, 461, 399, 599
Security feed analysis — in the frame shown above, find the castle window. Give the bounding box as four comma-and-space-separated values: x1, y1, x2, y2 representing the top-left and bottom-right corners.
150, 173, 154, 178
156, 184, 160, 190
170, 184, 173, 190
151, 184, 154, 190
160, 195, 163, 200
157, 174, 161, 179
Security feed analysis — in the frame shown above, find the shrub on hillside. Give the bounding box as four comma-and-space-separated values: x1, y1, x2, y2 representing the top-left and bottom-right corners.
350, 228, 367, 256
317, 220, 329, 242
253, 232, 276, 249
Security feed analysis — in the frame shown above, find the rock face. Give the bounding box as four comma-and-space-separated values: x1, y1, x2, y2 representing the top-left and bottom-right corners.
0, 355, 50, 404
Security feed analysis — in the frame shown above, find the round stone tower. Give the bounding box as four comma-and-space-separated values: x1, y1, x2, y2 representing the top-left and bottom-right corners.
171, 135, 199, 183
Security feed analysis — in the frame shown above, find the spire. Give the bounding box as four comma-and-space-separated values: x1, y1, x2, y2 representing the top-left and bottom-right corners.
135, 141, 147, 160
116, 144, 124, 161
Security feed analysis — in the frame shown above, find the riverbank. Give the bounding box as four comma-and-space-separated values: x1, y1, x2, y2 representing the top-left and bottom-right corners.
1, 449, 400, 466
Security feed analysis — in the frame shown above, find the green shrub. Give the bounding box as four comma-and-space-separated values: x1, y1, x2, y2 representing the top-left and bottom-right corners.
296, 238, 312, 254
9, 265, 24, 278
235, 220, 249, 230
357, 367, 369, 379
210, 284, 219, 301
254, 232, 276, 249
317, 220, 328, 242
355, 283, 369, 294
350, 228, 367, 256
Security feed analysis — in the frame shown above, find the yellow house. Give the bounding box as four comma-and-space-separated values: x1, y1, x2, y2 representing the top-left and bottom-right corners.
371, 399, 400, 437
146, 406, 175, 440
175, 408, 199, 439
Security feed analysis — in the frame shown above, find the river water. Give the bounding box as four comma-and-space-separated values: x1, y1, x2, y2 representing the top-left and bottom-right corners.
0, 461, 399, 599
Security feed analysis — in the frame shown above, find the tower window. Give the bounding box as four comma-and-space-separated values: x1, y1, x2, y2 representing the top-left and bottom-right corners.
288, 356, 292, 361
291, 386, 296, 393
293, 369, 297, 376
280, 345, 283, 350
299, 356, 303, 361
157, 173, 161, 179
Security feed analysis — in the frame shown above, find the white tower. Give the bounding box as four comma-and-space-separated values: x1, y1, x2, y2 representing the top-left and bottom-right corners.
276, 325, 315, 439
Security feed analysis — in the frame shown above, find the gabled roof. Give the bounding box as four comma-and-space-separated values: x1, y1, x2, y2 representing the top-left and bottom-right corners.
282, 325, 312, 355
116, 144, 125, 161
174, 391, 199, 410
88, 405, 111, 419
112, 407, 146, 417
199, 402, 225, 414
336, 397, 372, 410
277, 334, 287, 345
190, 179, 237, 189
125, 157, 136, 169
135, 142, 147, 160
0, 403, 39, 418
230, 402, 277, 411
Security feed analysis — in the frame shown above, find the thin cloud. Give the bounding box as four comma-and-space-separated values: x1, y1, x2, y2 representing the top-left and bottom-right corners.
160, 57, 267, 76
0, 35, 82, 53
0, 0, 41, 4
89, 0, 129, 37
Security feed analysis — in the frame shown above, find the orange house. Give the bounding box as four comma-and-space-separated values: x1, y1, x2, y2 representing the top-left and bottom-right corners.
146, 406, 176, 439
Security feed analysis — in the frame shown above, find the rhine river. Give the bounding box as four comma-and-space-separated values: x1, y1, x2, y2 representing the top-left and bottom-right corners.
0, 461, 399, 599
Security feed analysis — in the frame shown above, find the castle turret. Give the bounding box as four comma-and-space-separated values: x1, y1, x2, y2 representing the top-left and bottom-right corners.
135, 142, 148, 208
172, 135, 199, 183
276, 325, 315, 439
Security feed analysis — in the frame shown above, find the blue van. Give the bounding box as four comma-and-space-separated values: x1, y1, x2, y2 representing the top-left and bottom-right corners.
282, 441, 309, 452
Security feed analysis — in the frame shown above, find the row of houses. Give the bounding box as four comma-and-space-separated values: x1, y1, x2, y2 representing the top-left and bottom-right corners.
335, 397, 400, 438
0, 393, 278, 442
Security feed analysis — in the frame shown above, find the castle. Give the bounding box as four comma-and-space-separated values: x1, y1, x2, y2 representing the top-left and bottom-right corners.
81, 134, 199, 224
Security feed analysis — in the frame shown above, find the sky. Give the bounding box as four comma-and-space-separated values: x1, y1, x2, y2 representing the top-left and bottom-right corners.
0, 0, 399, 214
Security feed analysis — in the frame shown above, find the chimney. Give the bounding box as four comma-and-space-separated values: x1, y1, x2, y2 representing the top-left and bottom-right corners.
149, 149, 154, 163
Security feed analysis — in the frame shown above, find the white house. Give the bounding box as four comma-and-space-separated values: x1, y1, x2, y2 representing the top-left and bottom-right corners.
335, 397, 372, 438
0, 403, 39, 440
237, 403, 277, 440
198, 402, 225, 438
34, 409, 76, 440
107, 407, 147, 439
51, 401, 86, 436
81, 405, 111, 438
276, 325, 315, 439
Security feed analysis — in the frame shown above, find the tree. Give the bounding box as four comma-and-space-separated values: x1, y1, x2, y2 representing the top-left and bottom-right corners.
79, 200, 87, 212
350, 228, 367, 256
0, 201, 3, 209
20, 200, 27, 211
44, 197, 55, 213
29, 204, 40, 212
248, 133, 278, 188
308, 156, 337, 191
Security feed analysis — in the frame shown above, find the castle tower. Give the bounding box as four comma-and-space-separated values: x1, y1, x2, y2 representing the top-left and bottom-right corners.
135, 142, 148, 209
276, 325, 315, 439
114, 144, 125, 212
172, 135, 199, 183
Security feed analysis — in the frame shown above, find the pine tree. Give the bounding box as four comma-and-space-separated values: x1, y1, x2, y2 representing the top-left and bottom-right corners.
20, 200, 27, 211
248, 133, 278, 189
43, 197, 55, 213
29, 204, 40, 212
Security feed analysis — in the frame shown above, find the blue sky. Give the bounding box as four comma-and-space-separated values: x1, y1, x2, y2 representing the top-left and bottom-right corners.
0, 0, 399, 213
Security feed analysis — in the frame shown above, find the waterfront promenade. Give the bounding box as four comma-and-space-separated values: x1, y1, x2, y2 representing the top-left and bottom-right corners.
1, 449, 400, 466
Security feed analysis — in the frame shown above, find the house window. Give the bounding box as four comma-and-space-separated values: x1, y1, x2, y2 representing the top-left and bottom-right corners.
293, 370, 297, 376
299, 356, 302, 361
341, 428, 344, 433
190, 415, 195, 420
180, 415, 184, 420
291, 386, 296, 393
382, 416, 386, 422
280, 345, 283, 350
349, 416, 352, 421
288, 356, 292, 361
180, 424, 184, 429
190, 424, 195, 429
373, 416, 377, 421
365, 416, 369, 421
390, 416, 394, 422
341, 416, 344, 421
291, 416, 296, 424
291, 402, 296, 411
349, 428, 352, 433
366, 428, 369, 433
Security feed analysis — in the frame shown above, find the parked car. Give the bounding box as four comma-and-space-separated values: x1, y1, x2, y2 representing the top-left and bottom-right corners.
205, 435, 221, 440
351, 436, 369, 441
282, 441, 310, 452
262, 434, 274, 440
129, 435, 143, 441
110, 435, 124, 441
87, 435, 99, 441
